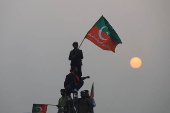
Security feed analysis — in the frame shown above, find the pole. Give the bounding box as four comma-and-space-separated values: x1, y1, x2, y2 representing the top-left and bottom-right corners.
73, 92, 75, 113
47, 104, 57, 106
78, 37, 85, 49
34, 104, 57, 106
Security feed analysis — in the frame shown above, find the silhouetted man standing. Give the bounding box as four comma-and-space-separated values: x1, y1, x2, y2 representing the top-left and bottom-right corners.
69, 42, 83, 78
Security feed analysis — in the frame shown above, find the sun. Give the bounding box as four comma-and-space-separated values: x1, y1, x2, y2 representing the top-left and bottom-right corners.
130, 57, 142, 68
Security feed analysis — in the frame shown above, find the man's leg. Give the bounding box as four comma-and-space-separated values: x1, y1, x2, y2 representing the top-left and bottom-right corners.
75, 80, 84, 91
77, 66, 82, 78
66, 86, 74, 97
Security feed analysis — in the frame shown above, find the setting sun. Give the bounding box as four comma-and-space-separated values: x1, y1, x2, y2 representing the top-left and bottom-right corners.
130, 57, 142, 68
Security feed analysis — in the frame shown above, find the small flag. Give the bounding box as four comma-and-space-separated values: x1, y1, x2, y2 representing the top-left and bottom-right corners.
85, 15, 122, 52
90, 82, 94, 99
32, 104, 48, 113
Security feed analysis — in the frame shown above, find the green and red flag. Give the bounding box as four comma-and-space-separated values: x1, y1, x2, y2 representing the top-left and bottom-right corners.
90, 82, 94, 99
85, 15, 122, 52
32, 104, 48, 113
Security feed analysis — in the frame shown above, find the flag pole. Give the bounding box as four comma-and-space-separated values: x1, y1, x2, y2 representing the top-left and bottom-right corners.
79, 27, 92, 48
47, 104, 58, 106
34, 103, 57, 106
78, 37, 85, 49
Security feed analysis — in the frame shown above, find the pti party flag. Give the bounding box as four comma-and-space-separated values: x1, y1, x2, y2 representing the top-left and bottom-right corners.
32, 104, 48, 113
85, 15, 122, 52
90, 82, 94, 99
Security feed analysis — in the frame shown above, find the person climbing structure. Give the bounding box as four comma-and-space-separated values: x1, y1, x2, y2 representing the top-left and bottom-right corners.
64, 66, 89, 100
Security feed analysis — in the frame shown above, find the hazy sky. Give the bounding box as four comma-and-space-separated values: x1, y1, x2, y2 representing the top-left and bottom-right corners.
1, 0, 170, 113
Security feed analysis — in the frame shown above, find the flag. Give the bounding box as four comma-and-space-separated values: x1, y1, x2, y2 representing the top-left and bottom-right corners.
85, 15, 122, 52
32, 104, 48, 113
90, 82, 94, 99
